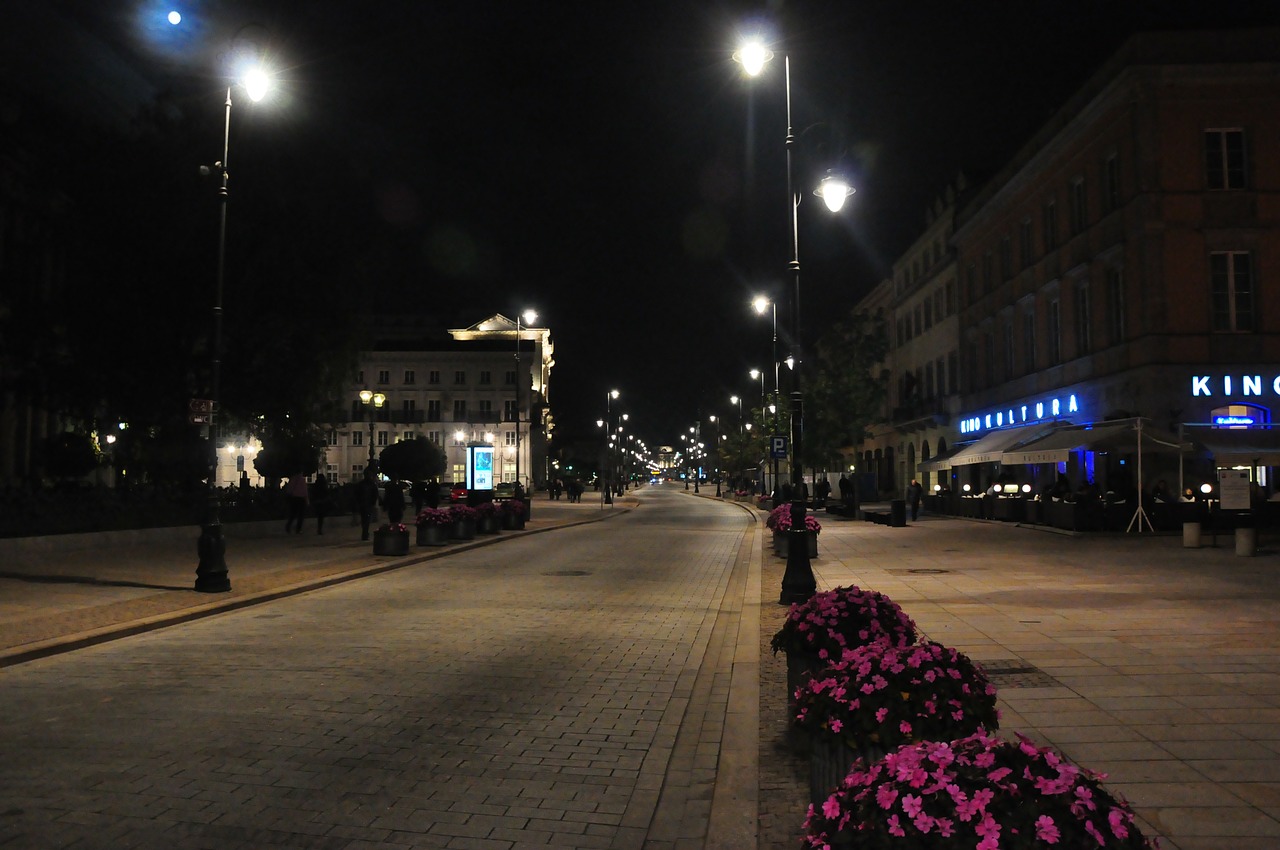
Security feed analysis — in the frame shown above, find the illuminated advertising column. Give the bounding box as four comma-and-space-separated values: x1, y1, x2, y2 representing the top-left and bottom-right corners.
467, 445, 495, 493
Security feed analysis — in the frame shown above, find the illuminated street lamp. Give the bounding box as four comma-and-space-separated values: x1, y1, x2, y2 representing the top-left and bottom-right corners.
514, 309, 538, 489
194, 55, 273, 594
358, 389, 388, 470
736, 37, 854, 605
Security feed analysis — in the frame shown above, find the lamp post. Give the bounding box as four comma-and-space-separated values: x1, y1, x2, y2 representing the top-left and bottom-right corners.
753, 296, 782, 505
359, 389, 387, 470
194, 60, 272, 594
736, 39, 854, 605
603, 389, 619, 505
514, 309, 537, 490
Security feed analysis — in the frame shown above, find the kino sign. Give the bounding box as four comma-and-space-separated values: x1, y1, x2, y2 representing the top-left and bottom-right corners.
1192, 375, 1280, 396
960, 394, 1079, 436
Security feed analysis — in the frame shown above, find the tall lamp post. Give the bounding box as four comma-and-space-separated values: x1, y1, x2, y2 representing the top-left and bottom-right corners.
603, 389, 619, 505
194, 60, 272, 594
736, 39, 854, 604
359, 389, 387, 470
753, 296, 782, 505
514, 309, 537, 489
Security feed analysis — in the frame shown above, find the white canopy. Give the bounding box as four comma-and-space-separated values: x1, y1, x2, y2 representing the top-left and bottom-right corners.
947, 423, 1061, 467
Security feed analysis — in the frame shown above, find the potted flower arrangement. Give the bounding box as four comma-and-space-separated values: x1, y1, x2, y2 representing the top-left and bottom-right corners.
415, 507, 452, 546
448, 504, 478, 540
772, 585, 918, 717
768, 506, 822, 557
372, 522, 410, 555
473, 500, 500, 534
501, 499, 526, 530
795, 640, 999, 808
804, 731, 1159, 850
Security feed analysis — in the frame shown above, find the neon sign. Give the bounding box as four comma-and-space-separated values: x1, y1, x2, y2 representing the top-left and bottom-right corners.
960, 394, 1079, 435
1213, 415, 1255, 426
1193, 375, 1280, 396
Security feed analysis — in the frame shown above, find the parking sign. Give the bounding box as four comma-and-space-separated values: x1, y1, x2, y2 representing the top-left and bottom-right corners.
770, 436, 788, 459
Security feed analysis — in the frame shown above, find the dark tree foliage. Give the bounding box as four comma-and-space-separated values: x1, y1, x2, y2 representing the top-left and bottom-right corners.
253, 425, 329, 483
804, 308, 889, 469
39, 432, 101, 481
378, 438, 447, 483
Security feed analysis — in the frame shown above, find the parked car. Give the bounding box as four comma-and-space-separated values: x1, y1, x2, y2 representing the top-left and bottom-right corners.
495, 482, 516, 499
448, 483, 468, 502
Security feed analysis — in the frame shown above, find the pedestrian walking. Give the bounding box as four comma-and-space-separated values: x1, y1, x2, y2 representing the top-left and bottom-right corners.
283, 472, 309, 534
907, 478, 924, 521
356, 469, 379, 541
311, 472, 332, 535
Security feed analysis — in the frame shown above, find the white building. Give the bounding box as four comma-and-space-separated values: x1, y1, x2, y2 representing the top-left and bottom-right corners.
323, 314, 554, 488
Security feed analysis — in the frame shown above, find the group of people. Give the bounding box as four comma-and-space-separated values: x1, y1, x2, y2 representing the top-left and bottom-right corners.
282, 471, 335, 535
547, 478, 584, 502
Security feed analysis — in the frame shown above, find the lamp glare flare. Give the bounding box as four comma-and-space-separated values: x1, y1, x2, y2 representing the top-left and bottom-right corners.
734, 40, 773, 77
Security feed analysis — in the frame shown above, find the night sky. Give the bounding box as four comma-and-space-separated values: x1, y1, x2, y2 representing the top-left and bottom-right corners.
11, 0, 1280, 451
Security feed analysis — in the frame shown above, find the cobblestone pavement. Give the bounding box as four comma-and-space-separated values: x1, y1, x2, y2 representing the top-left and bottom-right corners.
0, 488, 757, 850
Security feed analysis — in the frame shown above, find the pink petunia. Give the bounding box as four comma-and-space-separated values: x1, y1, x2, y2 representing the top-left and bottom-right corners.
1035, 814, 1061, 843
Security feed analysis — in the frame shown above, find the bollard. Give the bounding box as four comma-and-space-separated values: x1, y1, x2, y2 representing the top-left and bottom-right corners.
1182, 521, 1201, 548
1236, 526, 1257, 557
890, 499, 907, 527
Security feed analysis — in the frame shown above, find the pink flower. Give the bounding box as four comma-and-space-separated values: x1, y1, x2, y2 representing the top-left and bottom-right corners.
821, 796, 842, 819
1108, 808, 1130, 839
876, 785, 898, 810
830, 718, 843, 734
1036, 814, 1061, 843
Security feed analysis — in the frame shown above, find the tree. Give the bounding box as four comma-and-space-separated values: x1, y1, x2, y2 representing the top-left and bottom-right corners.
805, 308, 889, 470
377, 438, 447, 483
40, 432, 101, 482
254, 426, 328, 484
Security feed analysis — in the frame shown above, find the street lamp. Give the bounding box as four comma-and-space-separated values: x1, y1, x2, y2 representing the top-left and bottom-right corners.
358, 389, 388, 469
737, 37, 854, 605
603, 389, 619, 505
194, 56, 273, 595
514, 308, 537, 490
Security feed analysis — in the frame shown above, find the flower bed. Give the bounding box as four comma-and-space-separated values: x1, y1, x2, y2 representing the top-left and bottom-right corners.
772, 585, 918, 662
414, 508, 452, 527
795, 641, 999, 753
769, 504, 822, 533
804, 731, 1159, 849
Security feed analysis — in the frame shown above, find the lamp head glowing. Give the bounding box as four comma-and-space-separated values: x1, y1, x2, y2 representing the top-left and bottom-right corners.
240, 66, 271, 102
733, 40, 774, 77
521, 309, 538, 325
752, 295, 770, 315
816, 172, 855, 213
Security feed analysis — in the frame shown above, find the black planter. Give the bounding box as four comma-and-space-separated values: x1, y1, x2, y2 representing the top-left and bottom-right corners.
372, 529, 410, 556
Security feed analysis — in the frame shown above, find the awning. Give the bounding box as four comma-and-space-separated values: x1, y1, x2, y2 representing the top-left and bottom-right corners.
1191, 427, 1280, 466
947, 423, 1062, 466
916, 443, 967, 473
1001, 419, 1188, 465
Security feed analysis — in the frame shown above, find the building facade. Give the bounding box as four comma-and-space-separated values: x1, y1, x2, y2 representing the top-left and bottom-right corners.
860, 29, 1280, 501
322, 314, 554, 489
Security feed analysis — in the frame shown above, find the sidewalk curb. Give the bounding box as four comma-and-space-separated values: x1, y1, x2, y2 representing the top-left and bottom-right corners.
1, 508, 630, 668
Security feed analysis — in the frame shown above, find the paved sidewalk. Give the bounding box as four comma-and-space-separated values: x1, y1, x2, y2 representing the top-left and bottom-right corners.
748, 500, 1280, 850
0, 496, 628, 667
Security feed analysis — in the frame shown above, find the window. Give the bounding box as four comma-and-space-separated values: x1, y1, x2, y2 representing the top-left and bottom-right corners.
325, 430, 338, 446
402, 399, 416, 420
1043, 199, 1057, 250
936, 357, 946, 397
924, 362, 935, 400
1069, 178, 1086, 234
504, 431, 517, 447
1047, 298, 1062, 365
1211, 251, 1254, 332
945, 281, 954, 315
505, 370, 516, 385
377, 430, 389, 447
933, 290, 943, 321
947, 352, 958, 396
402, 431, 416, 441
1020, 218, 1033, 268
504, 399, 518, 421
403, 370, 416, 385
478, 400, 494, 416
1000, 235, 1012, 281
1205, 129, 1246, 190
454, 370, 466, 385
1106, 267, 1125, 343
1074, 281, 1091, 354
924, 300, 932, 330
427, 399, 442, 421
966, 341, 978, 392
1103, 154, 1120, 213
377, 369, 390, 384
428, 431, 443, 445
983, 332, 995, 387
356, 370, 364, 384
352, 430, 364, 447
453, 399, 468, 420
1023, 310, 1036, 373
913, 306, 922, 336
479, 370, 492, 385
428, 370, 441, 385
1003, 316, 1015, 380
